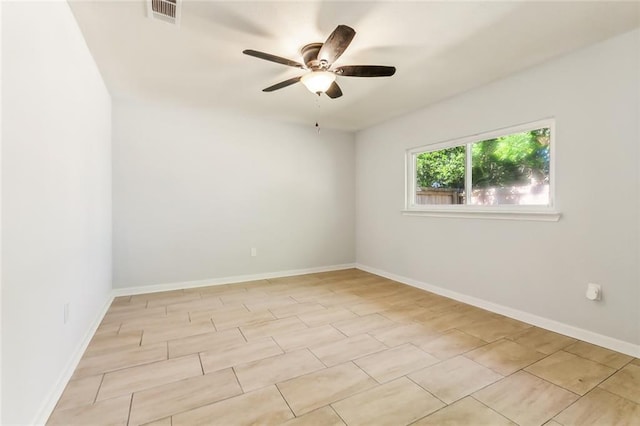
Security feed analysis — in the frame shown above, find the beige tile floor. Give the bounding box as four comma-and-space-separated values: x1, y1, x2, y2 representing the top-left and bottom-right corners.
47, 269, 640, 426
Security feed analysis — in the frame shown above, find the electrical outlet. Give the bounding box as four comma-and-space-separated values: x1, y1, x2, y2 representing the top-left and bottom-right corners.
251, 247, 257, 257
64, 303, 70, 324
586, 283, 601, 301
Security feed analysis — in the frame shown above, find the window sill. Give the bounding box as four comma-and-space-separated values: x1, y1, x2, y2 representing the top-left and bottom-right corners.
401, 208, 561, 222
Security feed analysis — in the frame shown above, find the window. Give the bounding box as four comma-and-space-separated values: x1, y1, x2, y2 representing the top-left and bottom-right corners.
405, 119, 559, 221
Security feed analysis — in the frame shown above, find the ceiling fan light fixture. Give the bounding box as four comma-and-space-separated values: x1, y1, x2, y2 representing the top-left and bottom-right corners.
244, 25, 394, 100
300, 71, 336, 94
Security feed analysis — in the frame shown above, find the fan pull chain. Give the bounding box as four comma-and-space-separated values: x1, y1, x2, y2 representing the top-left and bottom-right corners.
315, 94, 321, 134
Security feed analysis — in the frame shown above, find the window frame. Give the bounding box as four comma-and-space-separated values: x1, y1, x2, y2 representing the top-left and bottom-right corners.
404, 118, 560, 221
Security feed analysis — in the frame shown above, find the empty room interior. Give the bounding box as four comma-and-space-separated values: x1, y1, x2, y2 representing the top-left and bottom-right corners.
2, 0, 640, 425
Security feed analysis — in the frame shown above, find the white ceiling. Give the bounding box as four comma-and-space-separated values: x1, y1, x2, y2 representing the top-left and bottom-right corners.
69, 1, 640, 131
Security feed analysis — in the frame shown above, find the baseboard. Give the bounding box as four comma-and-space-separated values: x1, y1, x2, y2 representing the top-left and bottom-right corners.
112, 263, 357, 297
356, 263, 640, 358
32, 293, 114, 425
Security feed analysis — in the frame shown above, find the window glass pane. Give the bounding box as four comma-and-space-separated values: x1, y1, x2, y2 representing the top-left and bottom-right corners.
415, 146, 465, 205
470, 128, 550, 205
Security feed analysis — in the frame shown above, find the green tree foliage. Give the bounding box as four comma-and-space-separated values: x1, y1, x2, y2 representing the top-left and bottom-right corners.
416, 146, 465, 189
472, 128, 549, 188
416, 128, 550, 190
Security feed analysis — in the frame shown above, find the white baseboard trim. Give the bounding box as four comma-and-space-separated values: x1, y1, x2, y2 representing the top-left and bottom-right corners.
112, 263, 357, 297
33, 293, 114, 425
356, 263, 640, 358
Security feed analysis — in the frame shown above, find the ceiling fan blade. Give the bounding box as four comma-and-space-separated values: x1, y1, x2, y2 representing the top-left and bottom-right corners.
262, 76, 302, 92
243, 49, 305, 69
318, 25, 356, 65
325, 81, 343, 99
334, 65, 396, 77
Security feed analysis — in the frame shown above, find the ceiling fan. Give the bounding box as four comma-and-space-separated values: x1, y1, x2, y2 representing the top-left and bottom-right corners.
243, 25, 396, 99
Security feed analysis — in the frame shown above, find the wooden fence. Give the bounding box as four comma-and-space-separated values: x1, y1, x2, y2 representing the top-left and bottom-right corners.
416, 188, 464, 205
416, 184, 549, 206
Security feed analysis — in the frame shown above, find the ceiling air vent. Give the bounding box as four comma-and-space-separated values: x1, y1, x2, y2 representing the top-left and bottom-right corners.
147, 0, 181, 26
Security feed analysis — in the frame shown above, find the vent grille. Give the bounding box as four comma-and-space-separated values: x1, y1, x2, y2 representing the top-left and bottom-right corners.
147, 0, 180, 25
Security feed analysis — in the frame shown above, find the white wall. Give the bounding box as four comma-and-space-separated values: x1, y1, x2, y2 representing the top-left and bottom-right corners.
0, 1, 4, 421
113, 100, 355, 288
356, 30, 640, 348
1, 2, 112, 424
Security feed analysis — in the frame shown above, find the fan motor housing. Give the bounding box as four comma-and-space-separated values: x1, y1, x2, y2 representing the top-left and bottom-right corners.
301, 43, 324, 69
